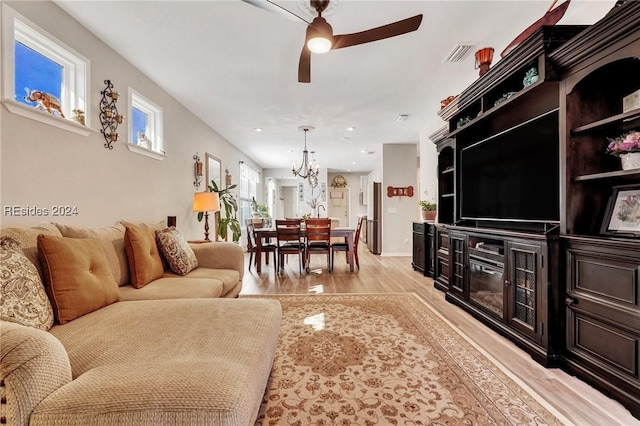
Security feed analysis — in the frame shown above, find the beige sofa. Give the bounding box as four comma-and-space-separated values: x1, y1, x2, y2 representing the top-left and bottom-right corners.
0, 223, 282, 426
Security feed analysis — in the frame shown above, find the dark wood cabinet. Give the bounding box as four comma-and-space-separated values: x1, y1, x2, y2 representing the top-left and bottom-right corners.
412, 222, 435, 278
563, 237, 640, 418
431, 5, 640, 415
434, 226, 450, 291
549, 4, 640, 417
411, 222, 426, 273
442, 227, 558, 365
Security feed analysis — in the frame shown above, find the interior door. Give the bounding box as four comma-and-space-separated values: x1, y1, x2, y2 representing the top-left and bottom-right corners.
328, 188, 349, 226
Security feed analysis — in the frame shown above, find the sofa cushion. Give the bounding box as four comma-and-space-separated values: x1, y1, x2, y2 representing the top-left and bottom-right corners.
124, 225, 164, 288
155, 227, 198, 275
119, 277, 223, 300
37, 235, 121, 324
1, 321, 72, 426
0, 224, 63, 280
0, 237, 54, 330
39, 298, 281, 425
164, 267, 239, 296
55, 223, 129, 287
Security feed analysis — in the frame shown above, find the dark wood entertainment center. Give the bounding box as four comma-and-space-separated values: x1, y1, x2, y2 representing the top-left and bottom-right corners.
427, 2, 640, 418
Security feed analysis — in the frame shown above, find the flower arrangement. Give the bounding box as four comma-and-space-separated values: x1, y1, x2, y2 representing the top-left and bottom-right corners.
606, 130, 640, 156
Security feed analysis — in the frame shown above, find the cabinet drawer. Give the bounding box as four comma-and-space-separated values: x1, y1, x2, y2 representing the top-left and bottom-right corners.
413, 222, 425, 233
567, 311, 639, 379
567, 248, 639, 314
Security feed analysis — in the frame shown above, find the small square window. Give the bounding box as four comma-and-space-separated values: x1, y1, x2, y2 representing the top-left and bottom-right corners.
127, 87, 164, 159
2, 4, 89, 132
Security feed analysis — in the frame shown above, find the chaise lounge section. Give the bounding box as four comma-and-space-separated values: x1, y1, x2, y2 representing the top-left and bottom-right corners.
1, 222, 282, 426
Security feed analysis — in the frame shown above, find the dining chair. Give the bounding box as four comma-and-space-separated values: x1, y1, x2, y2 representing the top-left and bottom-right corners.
246, 219, 276, 271
304, 218, 332, 273
331, 215, 365, 270
275, 219, 305, 273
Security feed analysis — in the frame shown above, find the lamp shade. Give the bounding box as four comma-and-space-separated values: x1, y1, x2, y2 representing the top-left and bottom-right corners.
192, 192, 219, 212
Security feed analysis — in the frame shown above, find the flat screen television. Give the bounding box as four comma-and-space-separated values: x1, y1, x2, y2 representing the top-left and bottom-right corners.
460, 111, 559, 223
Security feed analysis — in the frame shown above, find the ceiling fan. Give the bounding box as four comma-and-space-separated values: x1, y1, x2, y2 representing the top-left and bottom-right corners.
243, 0, 423, 83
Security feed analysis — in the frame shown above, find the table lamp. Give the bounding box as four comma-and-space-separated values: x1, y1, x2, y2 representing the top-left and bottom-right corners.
193, 192, 220, 241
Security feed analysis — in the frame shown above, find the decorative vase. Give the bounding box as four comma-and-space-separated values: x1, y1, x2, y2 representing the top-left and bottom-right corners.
620, 152, 640, 170
422, 211, 436, 221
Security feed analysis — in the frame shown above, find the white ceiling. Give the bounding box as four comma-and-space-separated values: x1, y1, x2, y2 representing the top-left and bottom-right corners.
54, 0, 615, 173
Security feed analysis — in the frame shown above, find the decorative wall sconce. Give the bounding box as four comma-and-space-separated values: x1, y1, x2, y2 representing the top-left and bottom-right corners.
474, 47, 494, 77
225, 167, 232, 187
99, 80, 124, 150
193, 153, 203, 189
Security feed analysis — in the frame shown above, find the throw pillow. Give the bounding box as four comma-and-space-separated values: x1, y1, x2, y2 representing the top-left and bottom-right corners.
1, 224, 63, 281
55, 223, 130, 286
0, 237, 54, 330
124, 225, 165, 288
37, 235, 121, 325
156, 227, 199, 275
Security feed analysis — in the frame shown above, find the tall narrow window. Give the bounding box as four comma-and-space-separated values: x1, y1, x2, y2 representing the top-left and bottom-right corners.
127, 87, 164, 159
239, 162, 260, 227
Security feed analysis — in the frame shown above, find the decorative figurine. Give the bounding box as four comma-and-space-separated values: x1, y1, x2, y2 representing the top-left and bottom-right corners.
523, 67, 539, 87
71, 109, 85, 125
24, 88, 65, 117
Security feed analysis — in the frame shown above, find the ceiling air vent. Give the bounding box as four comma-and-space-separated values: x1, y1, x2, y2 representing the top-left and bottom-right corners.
442, 43, 475, 63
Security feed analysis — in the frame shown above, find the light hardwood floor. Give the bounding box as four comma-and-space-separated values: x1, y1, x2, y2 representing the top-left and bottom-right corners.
240, 246, 639, 426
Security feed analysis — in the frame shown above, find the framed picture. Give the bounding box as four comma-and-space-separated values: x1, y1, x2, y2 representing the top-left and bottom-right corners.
600, 184, 640, 237
205, 153, 222, 191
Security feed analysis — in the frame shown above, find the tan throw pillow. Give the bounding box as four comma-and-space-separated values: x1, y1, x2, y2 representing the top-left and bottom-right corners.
55, 223, 129, 287
0, 237, 54, 330
37, 235, 121, 325
156, 227, 199, 275
124, 225, 165, 288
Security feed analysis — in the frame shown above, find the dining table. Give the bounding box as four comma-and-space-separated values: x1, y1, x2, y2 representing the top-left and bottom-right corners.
253, 226, 356, 273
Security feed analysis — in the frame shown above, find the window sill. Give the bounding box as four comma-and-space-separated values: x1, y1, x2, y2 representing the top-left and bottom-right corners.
2, 99, 95, 137
126, 143, 166, 160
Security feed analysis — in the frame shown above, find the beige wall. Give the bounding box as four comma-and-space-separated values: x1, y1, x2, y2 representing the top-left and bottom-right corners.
381, 144, 418, 256
0, 1, 261, 240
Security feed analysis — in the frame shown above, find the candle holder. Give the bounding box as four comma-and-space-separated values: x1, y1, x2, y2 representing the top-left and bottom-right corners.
100, 80, 124, 149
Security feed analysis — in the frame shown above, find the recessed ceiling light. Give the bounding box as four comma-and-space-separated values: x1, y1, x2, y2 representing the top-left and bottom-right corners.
254, 127, 263, 132
346, 126, 355, 131
352, 161, 356, 165
347, 169, 352, 172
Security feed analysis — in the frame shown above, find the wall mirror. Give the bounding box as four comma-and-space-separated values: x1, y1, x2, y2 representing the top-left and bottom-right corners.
205, 153, 222, 191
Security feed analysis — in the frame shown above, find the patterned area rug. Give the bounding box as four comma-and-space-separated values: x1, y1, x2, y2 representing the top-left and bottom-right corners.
246, 293, 569, 426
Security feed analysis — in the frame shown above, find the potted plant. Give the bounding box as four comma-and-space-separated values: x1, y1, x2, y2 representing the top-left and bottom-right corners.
198, 180, 241, 243
607, 130, 640, 170
419, 200, 437, 221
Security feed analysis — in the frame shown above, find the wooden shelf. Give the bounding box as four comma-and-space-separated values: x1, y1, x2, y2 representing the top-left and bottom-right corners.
574, 168, 640, 182
441, 193, 455, 198
442, 167, 455, 175
572, 108, 640, 134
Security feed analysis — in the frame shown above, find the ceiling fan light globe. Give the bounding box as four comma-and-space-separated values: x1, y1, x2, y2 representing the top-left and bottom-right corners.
307, 36, 332, 53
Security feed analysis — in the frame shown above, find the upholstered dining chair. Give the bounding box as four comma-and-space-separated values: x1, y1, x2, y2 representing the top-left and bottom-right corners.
275, 219, 305, 273
331, 215, 365, 270
246, 219, 276, 271
304, 218, 332, 273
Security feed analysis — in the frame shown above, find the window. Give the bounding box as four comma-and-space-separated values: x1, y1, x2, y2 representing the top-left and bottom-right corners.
1, 5, 90, 134
239, 162, 260, 227
127, 87, 164, 160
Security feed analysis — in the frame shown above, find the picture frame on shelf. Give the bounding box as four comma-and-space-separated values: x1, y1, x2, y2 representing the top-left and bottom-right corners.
600, 184, 640, 237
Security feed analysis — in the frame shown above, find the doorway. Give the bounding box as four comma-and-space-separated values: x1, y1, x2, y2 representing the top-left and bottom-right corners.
328, 188, 350, 226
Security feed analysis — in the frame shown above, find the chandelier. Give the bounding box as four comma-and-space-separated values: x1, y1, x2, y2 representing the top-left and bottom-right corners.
292, 126, 319, 187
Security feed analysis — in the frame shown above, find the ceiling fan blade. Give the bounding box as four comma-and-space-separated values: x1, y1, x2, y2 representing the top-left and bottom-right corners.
332, 15, 423, 50
298, 45, 311, 83
241, 0, 310, 24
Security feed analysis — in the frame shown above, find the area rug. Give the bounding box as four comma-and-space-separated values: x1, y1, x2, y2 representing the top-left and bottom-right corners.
245, 293, 570, 426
